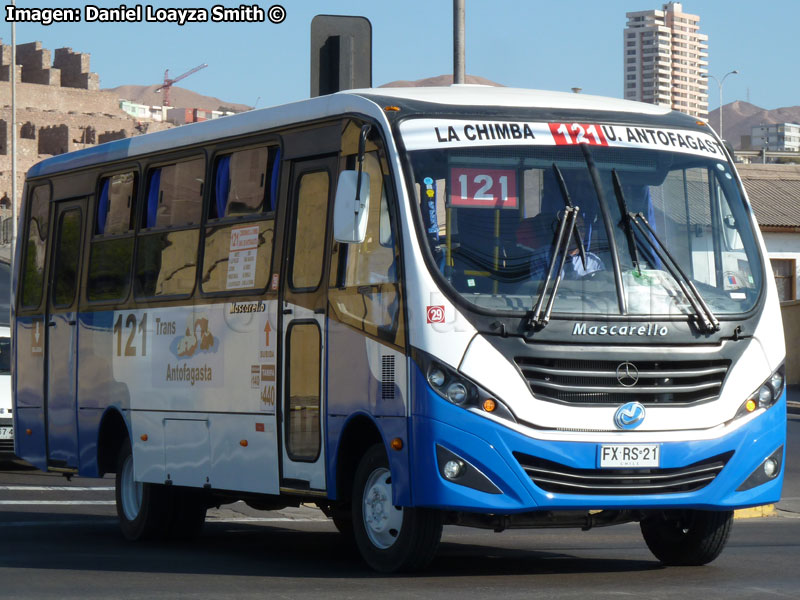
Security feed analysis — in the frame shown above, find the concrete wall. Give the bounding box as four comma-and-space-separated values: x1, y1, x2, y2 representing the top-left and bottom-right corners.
780, 300, 800, 385
763, 231, 800, 300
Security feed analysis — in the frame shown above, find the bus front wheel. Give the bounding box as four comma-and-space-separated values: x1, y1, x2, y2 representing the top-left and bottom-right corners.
115, 439, 172, 541
640, 509, 733, 565
351, 444, 443, 572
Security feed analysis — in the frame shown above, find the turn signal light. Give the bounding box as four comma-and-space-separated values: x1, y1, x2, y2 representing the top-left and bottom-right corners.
240, 440, 248, 447
384, 106, 400, 112
140, 434, 149, 442
391, 438, 404, 451
745, 399, 757, 413
483, 399, 497, 413
25, 428, 32, 436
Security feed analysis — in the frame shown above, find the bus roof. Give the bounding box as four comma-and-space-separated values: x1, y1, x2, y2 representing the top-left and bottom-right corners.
26, 86, 685, 180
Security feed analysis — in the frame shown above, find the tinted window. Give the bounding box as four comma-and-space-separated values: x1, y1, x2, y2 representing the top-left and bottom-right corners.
290, 171, 328, 290
144, 158, 204, 228
20, 186, 50, 309
52, 209, 82, 307
211, 147, 280, 218
201, 221, 274, 293
88, 172, 136, 302
135, 230, 199, 298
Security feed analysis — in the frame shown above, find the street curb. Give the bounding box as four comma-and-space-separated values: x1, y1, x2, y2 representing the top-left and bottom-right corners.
734, 504, 775, 519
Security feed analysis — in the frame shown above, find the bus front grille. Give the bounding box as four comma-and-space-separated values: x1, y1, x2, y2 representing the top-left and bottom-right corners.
514, 451, 733, 495
514, 357, 730, 405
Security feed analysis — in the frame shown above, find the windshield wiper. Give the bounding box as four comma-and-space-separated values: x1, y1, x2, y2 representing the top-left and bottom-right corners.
526, 204, 580, 329
611, 170, 642, 275
525, 165, 588, 330
628, 211, 720, 332
552, 164, 587, 270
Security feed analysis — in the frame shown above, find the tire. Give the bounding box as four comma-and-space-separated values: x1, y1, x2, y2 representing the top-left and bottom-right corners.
640, 509, 733, 566
115, 439, 173, 541
352, 444, 443, 573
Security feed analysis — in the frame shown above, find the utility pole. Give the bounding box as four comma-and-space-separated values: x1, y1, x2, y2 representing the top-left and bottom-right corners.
11, 0, 17, 261
453, 0, 465, 84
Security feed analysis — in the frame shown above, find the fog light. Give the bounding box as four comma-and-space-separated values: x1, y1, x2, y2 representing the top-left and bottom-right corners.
428, 367, 446, 388
443, 460, 464, 480
764, 458, 779, 478
446, 382, 468, 405
757, 385, 772, 407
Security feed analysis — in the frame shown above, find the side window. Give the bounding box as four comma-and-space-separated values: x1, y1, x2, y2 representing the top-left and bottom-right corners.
20, 185, 50, 309
202, 222, 274, 293
328, 121, 404, 347
135, 157, 204, 298
201, 146, 279, 294
290, 171, 329, 290
144, 157, 204, 228
210, 146, 280, 218
52, 209, 82, 307
87, 172, 136, 301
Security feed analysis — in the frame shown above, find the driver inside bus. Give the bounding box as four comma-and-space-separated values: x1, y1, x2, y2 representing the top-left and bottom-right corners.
516, 211, 604, 280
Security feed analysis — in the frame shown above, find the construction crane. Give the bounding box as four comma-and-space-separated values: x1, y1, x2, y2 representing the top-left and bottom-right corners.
155, 63, 208, 107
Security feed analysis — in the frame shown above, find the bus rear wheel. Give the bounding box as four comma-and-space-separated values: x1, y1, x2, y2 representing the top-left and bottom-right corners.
115, 439, 173, 541
640, 509, 733, 566
351, 444, 443, 572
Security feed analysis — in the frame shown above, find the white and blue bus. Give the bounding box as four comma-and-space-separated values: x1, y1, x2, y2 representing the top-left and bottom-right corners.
12, 86, 786, 572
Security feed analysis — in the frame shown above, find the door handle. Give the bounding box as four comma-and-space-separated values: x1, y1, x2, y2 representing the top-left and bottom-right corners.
48, 321, 56, 327
282, 309, 293, 315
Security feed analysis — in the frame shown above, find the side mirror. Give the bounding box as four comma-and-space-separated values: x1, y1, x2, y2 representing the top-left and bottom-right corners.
333, 124, 372, 244
333, 170, 370, 243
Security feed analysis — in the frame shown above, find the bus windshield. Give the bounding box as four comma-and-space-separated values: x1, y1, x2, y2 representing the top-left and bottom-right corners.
405, 126, 763, 318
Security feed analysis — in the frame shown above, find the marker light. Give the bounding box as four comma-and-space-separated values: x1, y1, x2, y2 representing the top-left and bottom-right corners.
483, 399, 497, 413
384, 106, 400, 112
443, 460, 464, 480
390, 438, 404, 451
446, 382, 468, 405
240, 440, 248, 447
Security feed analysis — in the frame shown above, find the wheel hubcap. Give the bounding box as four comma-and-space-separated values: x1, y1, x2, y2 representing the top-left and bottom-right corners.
362, 467, 403, 549
120, 454, 143, 522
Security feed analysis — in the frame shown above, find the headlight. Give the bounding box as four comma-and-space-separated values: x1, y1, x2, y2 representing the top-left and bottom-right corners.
733, 364, 785, 420
412, 347, 516, 423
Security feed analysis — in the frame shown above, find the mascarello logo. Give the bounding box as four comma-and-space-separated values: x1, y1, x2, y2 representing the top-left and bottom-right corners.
170, 313, 220, 359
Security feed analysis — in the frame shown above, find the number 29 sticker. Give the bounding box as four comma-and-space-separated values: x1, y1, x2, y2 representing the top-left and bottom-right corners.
426, 305, 446, 324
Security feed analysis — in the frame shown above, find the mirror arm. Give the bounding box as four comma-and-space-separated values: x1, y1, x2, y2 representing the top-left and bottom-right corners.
354, 124, 372, 213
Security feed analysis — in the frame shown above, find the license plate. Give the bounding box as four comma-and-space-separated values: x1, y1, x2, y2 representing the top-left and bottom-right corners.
599, 444, 659, 468
0, 426, 12, 440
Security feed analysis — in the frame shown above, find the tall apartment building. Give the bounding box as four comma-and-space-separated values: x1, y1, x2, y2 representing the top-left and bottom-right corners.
624, 2, 709, 120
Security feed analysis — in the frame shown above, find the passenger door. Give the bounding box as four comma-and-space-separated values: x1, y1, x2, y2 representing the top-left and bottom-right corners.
45, 199, 86, 469
279, 156, 337, 493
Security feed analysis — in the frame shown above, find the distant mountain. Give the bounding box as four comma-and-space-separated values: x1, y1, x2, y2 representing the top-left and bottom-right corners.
104, 84, 252, 112
708, 101, 800, 149
380, 74, 503, 87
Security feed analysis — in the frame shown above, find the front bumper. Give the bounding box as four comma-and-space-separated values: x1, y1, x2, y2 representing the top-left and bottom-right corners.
410, 366, 786, 513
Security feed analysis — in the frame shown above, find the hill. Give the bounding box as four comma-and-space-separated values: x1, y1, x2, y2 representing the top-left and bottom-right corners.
380, 74, 503, 87
104, 84, 252, 112
709, 101, 800, 149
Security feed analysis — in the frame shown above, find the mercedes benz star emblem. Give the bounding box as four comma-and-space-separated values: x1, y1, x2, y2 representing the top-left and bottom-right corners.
616, 362, 639, 387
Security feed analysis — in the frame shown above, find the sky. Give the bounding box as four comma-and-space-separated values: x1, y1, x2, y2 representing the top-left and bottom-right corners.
2, 0, 797, 111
